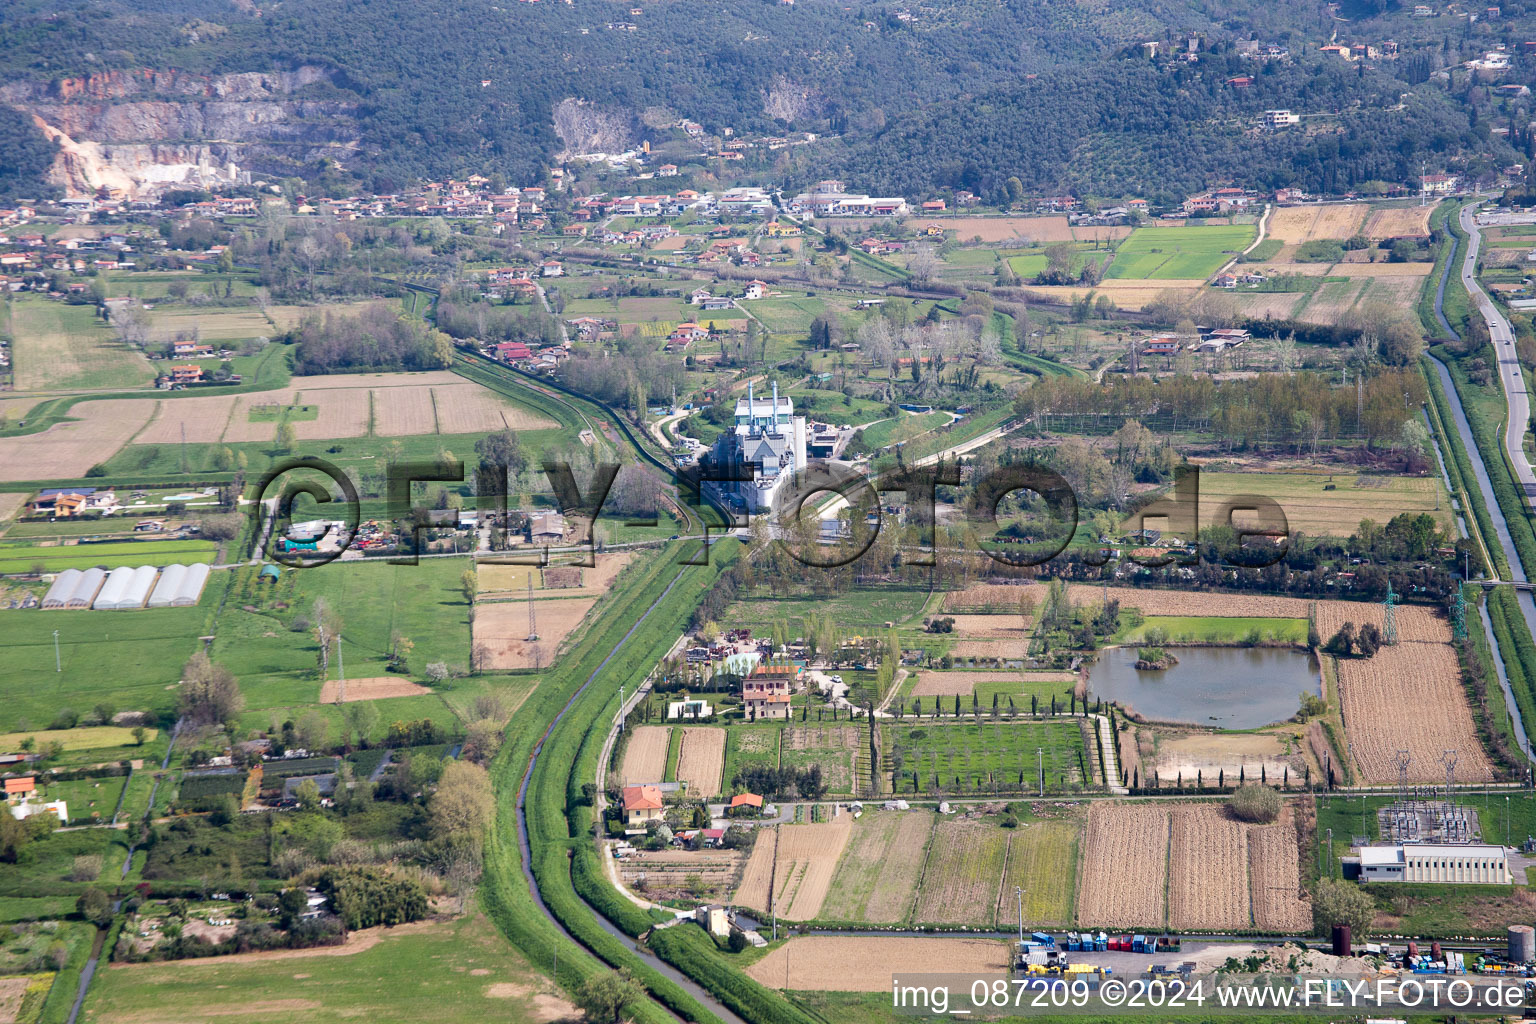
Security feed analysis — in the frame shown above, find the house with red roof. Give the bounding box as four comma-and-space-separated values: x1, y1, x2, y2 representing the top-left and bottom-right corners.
621, 784, 665, 827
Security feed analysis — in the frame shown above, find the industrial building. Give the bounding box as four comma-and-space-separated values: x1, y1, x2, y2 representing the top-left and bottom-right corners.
146, 563, 211, 608
93, 565, 159, 610
706, 381, 808, 513
1349, 844, 1512, 884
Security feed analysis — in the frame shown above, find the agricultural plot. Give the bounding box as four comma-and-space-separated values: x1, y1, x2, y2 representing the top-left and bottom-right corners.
1314, 601, 1448, 645
1296, 278, 1370, 325
371, 384, 439, 435
1233, 291, 1311, 320
1197, 470, 1452, 537
1145, 729, 1300, 782
1338, 641, 1494, 784
675, 727, 726, 796
222, 391, 291, 442
1249, 813, 1310, 932
0, 399, 156, 482
434, 382, 555, 433
1106, 226, 1255, 280
912, 818, 1010, 925
1267, 204, 1369, 244
1078, 802, 1309, 931
735, 818, 854, 921
724, 727, 780, 790
777, 817, 854, 920
146, 307, 273, 343
746, 935, 1011, 992
619, 725, 670, 785
1167, 805, 1249, 931
470, 596, 595, 670
1076, 803, 1168, 928
292, 383, 371, 439
10, 297, 155, 391
317, 676, 430, 702
942, 584, 1039, 613
820, 809, 935, 923
779, 725, 860, 794
943, 615, 1031, 640
0, 539, 216, 573
1022, 280, 1203, 311
618, 848, 745, 902
995, 818, 1081, 928
135, 395, 239, 444
883, 720, 1089, 793
83, 910, 577, 1024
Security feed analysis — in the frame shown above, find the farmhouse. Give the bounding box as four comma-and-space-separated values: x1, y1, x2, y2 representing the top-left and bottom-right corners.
728, 793, 764, 815
529, 512, 566, 544
1350, 844, 1512, 884
742, 667, 795, 720
621, 784, 665, 827
3, 777, 35, 803
31, 487, 115, 517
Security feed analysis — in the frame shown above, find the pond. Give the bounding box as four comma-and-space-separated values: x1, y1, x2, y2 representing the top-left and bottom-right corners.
1086, 646, 1321, 729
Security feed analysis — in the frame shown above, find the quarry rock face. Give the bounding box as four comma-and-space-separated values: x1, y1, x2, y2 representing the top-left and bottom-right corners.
1, 66, 362, 197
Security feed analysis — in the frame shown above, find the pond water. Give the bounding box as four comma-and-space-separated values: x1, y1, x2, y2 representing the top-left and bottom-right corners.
1086, 646, 1321, 729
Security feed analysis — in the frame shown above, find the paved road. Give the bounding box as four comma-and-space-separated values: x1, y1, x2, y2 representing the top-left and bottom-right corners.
1460, 204, 1536, 507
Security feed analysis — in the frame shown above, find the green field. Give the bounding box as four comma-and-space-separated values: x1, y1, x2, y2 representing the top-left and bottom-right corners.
0, 725, 154, 751
82, 907, 567, 1024
998, 817, 1079, 926
0, 540, 218, 573
969, 674, 1082, 708
1105, 225, 1255, 280
8, 297, 155, 391
856, 410, 951, 450
722, 726, 780, 790
1005, 248, 1101, 280
882, 719, 1089, 793
722, 585, 934, 631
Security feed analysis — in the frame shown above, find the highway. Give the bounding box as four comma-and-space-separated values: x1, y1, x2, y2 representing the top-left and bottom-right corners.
1459, 203, 1536, 507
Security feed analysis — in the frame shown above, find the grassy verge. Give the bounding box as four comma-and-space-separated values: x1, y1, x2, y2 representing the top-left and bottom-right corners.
1487, 585, 1536, 746
1421, 356, 1502, 578
481, 540, 735, 1024
1435, 346, 1536, 576
1466, 585, 1530, 762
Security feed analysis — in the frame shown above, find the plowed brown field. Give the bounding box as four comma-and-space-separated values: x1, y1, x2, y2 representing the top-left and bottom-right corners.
472, 597, 595, 670
676, 727, 725, 796
1076, 803, 1168, 928
1249, 813, 1310, 932
1363, 206, 1433, 239
745, 936, 1011, 991
1078, 802, 1310, 931
777, 818, 854, 921
619, 726, 669, 785
0, 399, 155, 481
1339, 641, 1494, 783
1168, 806, 1249, 931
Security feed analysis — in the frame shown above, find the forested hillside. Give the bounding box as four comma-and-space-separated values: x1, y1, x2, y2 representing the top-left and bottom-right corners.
0, 0, 1531, 198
